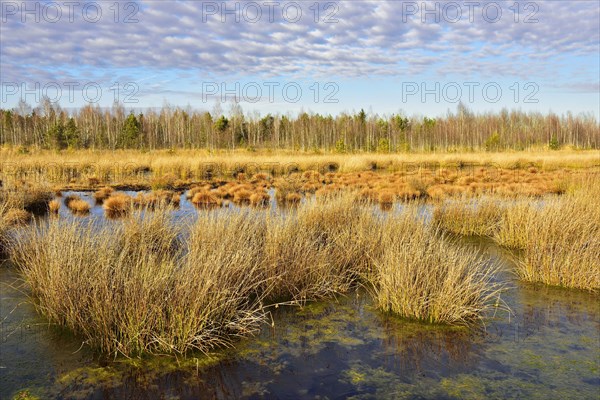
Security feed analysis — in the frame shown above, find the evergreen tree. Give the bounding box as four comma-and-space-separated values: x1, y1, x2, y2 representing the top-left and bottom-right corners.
119, 113, 140, 148
64, 118, 80, 148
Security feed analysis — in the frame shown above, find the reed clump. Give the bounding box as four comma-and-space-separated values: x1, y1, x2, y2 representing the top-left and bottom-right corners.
0, 205, 9, 255
433, 198, 503, 237
3, 208, 32, 226
371, 214, 504, 324
64, 195, 91, 214
11, 195, 508, 357
48, 199, 60, 214
93, 187, 114, 203
501, 182, 600, 291
103, 193, 133, 217
11, 209, 266, 356
249, 191, 270, 207
191, 191, 222, 208
432, 175, 600, 291
0, 184, 53, 215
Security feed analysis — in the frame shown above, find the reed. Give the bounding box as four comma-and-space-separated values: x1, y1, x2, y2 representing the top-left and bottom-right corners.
93, 187, 114, 203
10, 195, 509, 357
48, 199, 60, 214
371, 217, 504, 324
433, 175, 600, 291
191, 191, 222, 208
103, 193, 133, 217
3, 208, 32, 225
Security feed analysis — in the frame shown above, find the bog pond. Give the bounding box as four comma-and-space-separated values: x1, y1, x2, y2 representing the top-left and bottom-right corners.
1, 192, 599, 399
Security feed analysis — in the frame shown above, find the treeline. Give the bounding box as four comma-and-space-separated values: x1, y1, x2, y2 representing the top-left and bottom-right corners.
1, 100, 598, 151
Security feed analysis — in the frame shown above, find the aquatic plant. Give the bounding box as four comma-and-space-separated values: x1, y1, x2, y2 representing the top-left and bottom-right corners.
103, 193, 133, 217
3, 209, 32, 226
371, 214, 504, 324
93, 187, 114, 203
11, 195, 509, 357
48, 200, 60, 214
63, 195, 90, 214
191, 191, 221, 208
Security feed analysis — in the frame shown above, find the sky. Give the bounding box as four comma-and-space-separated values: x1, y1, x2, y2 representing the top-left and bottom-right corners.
1, 0, 599, 118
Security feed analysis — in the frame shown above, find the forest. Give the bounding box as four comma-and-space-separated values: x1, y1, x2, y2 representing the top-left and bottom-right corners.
1, 99, 598, 152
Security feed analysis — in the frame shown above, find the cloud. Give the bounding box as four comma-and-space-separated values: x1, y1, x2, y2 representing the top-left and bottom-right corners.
1, 0, 598, 105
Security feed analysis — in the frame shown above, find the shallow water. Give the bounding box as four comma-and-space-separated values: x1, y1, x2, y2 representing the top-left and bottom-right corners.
1, 197, 599, 399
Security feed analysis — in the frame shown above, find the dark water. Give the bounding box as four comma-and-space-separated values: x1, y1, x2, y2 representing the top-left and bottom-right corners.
1, 194, 599, 399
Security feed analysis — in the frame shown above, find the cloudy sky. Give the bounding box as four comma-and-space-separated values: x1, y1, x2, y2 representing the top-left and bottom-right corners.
1, 0, 599, 117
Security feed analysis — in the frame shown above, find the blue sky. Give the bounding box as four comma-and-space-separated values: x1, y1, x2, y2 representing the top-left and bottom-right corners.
1, 0, 599, 117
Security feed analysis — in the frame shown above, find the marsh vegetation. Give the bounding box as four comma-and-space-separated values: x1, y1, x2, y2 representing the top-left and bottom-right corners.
0, 149, 598, 399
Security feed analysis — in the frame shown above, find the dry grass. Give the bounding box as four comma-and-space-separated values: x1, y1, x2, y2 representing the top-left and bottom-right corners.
378, 190, 395, 206
48, 199, 60, 214
9, 194, 507, 356
0, 183, 53, 214
433, 198, 502, 237
249, 191, 270, 207
284, 192, 302, 204
2, 148, 597, 191
11, 209, 266, 356
103, 193, 133, 217
191, 191, 222, 208
3, 208, 32, 226
370, 211, 503, 324
64, 195, 91, 214
433, 175, 600, 291
133, 190, 180, 209
503, 183, 600, 291
0, 203, 10, 255
93, 187, 114, 203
